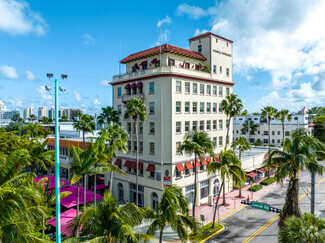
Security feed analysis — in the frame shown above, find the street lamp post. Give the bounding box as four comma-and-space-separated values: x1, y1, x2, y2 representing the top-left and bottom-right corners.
46, 73, 67, 243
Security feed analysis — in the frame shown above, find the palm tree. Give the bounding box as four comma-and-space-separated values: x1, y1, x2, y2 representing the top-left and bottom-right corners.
98, 123, 128, 193
67, 190, 153, 242
221, 94, 243, 148
278, 213, 325, 242
147, 185, 198, 243
60, 115, 69, 122
124, 98, 147, 206
261, 106, 278, 178
268, 129, 325, 227
73, 114, 95, 149
231, 136, 250, 197
276, 109, 292, 147
11, 113, 23, 123
241, 120, 259, 141
177, 130, 215, 218
241, 109, 249, 116
28, 114, 37, 123
97, 106, 119, 128
207, 146, 246, 227
20, 122, 48, 139
39, 116, 51, 124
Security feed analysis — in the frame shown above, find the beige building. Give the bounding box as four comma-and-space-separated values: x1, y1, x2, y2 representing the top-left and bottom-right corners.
110, 32, 235, 208
24, 107, 34, 119
38, 107, 47, 118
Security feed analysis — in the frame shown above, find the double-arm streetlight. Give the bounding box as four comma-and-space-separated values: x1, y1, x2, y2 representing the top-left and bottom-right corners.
45, 73, 67, 243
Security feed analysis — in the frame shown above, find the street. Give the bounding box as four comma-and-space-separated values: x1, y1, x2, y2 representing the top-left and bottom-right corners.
208, 169, 325, 243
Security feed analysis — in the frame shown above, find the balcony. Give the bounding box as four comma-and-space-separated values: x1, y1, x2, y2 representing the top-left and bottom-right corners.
122, 93, 144, 103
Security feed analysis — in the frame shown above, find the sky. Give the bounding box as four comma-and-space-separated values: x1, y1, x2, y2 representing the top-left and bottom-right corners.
0, 0, 325, 115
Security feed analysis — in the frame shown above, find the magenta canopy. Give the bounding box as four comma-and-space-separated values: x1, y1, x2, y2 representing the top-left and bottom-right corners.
34, 175, 70, 189
136, 81, 143, 87
131, 82, 137, 88
59, 185, 104, 208
47, 208, 81, 237
125, 83, 131, 89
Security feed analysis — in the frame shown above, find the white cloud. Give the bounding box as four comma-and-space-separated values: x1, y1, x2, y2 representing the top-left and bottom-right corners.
153, 29, 171, 46
157, 15, 172, 28
177, 4, 207, 19
0, 0, 46, 36
83, 33, 95, 45
73, 90, 81, 102
93, 99, 100, 105
36, 86, 53, 105
25, 70, 35, 80
100, 80, 109, 86
0, 65, 18, 79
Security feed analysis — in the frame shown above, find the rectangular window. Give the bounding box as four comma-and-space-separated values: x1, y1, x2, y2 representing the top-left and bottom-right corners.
176, 81, 181, 93
213, 137, 217, 147
117, 87, 122, 97
133, 141, 137, 152
272, 131, 275, 135
200, 84, 204, 95
176, 102, 181, 113
213, 120, 217, 130
200, 180, 209, 199
185, 82, 190, 93
150, 122, 155, 134
272, 139, 275, 144
200, 102, 204, 113
117, 105, 122, 115
150, 166, 155, 178
278, 131, 280, 135
192, 121, 197, 131
219, 120, 223, 129
149, 102, 155, 114
193, 102, 197, 113
169, 59, 175, 66
128, 122, 131, 133
185, 121, 190, 132
285, 131, 290, 136
226, 87, 230, 96
213, 65, 216, 73
185, 62, 190, 69
200, 121, 204, 131
149, 142, 155, 154
264, 131, 268, 135
185, 166, 190, 176
213, 103, 217, 113
263, 139, 268, 144
139, 141, 143, 153
176, 142, 181, 154
219, 103, 222, 113
219, 86, 223, 96
185, 102, 190, 113
206, 85, 211, 95
207, 103, 211, 113
206, 120, 211, 131
193, 83, 197, 94
219, 136, 223, 146
149, 82, 155, 93
128, 141, 131, 151
220, 66, 222, 73
213, 86, 217, 96
226, 119, 229, 129
226, 68, 229, 77
139, 122, 143, 133
198, 44, 202, 53
176, 122, 181, 134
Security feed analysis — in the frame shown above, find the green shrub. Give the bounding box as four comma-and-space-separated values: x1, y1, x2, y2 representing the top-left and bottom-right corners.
253, 139, 263, 146
248, 185, 263, 192
261, 177, 276, 185
188, 222, 223, 242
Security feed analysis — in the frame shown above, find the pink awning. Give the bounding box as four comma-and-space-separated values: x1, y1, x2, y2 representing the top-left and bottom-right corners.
47, 208, 81, 237
34, 175, 70, 189
247, 172, 257, 179
136, 81, 143, 87
131, 82, 137, 88
125, 84, 131, 89
59, 185, 104, 208
257, 169, 265, 174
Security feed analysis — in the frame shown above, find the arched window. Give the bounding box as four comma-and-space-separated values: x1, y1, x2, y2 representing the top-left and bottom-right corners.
118, 183, 124, 203
213, 179, 219, 197
151, 193, 159, 209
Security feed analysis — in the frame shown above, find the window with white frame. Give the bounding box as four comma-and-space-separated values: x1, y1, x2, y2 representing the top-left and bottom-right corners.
226, 68, 229, 77
176, 122, 181, 134
185, 121, 190, 132
213, 103, 217, 113
213, 86, 217, 96
200, 84, 204, 95
206, 120, 211, 130
176, 142, 181, 154
192, 102, 197, 113
207, 103, 211, 113
149, 82, 155, 93
200, 180, 209, 199
226, 87, 230, 96
219, 136, 223, 146
176, 102, 181, 113
219, 120, 223, 129
213, 65, 216, 73
176, 81, 181, 93
200, 102, 204, 113
185, 82, 190, 93
117, 87, 122, 97
127, 122, 131, 133
219, 103, 222, 113
213, 137, 217, 147
192, 121, 197, 131
193, 83, 197, 94
185, 102, 190, 113
149, 142, 155, 154
207, 85, 211, 95
220, 66, 222, 73
213, 120, 217, 130
219, 86, 223, 96
149, 102, 155, 114
149, 122, 155, 134
117, 105, 122, 115
200, 121, 204, 131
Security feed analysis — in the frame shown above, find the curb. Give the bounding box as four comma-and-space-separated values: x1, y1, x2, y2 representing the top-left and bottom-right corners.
199, 224, 227, 243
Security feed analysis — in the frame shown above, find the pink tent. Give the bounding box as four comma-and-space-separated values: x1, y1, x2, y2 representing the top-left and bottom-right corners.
60, 185, 104, 208
34, 175, 70, 189
47, 208, 81, 237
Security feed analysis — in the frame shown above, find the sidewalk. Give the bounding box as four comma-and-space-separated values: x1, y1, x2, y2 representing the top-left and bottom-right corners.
192, 175, 280, 223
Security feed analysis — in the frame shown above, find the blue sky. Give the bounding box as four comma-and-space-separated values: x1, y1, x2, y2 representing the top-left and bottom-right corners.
0, 0, 325, 115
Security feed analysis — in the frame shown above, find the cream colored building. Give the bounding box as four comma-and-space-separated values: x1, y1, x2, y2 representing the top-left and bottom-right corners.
110, 32, 235, 208
38, 107, 47, 118
24, 107, 34, 119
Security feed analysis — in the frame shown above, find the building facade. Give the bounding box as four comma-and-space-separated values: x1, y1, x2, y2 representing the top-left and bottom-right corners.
110, 32, 234, 208
24, 107, 34, 119
38, 107, 47, 118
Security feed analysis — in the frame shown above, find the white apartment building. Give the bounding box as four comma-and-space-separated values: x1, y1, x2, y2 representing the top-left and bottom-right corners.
38, 107, 47, 118
233, 113, 315, 146
24, 107, 34, 119
110, 32, 234, 208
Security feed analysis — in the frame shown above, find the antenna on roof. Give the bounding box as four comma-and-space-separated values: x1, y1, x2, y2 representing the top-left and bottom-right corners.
119, 40, 121, 76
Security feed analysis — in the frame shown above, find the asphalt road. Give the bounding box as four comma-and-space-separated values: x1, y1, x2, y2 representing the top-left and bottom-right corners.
208, 169, 325, 243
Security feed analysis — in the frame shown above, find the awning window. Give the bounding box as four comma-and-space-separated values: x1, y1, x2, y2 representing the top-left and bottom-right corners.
114, 159, 121, 165
176, 164, 185, 172
247, 172, 257, 179
185, 162, 193, 169
124, 161, 131, 167
201, 159, 208, 165
193, 161, 201, 167
257, 169, 265, 174
129, 162, 136, 169
138, 162, 143, 170
146, 164, 155, 172
140, 61, 148, 65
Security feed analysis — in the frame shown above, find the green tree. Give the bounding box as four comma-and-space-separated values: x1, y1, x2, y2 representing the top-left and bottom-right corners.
241, 109, 249, 116
39, 116, 51, 124
28, 114, 37, 123
147, 185, 198, 243
278, 213, 325, 243
97, 106, 119, 128
11, 113, 23, 123
221, 94, 243, 148
73, 114, 95, 149
231, 136, 250, 197
307, 106, 321, 114
124, 98, 147, 206
177, 130, 215, 218
261, 106, 278, 178
313, 116, 325, 142
67, 190, 153, 242
276, 109, 292, 146
201, 65, 211, 73
60, 115, 69, 122
20, 122, 48, 139
241, 120, 259, 141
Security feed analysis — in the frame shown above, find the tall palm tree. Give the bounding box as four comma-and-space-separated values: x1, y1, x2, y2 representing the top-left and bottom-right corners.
39, 116, 51, 124
276, 109, 292, 147
20, 122, 48, 139
268, 129, 324, 227
147, 185, 198, 243
27, 114, 37, 123
231, 136, 250, 197
98, 123, 128, 193
97, 106, 119, 128
278, 213, 325, 242
73, 114, 95, 149
221, 94, 243, 148
178, 130, 215, 218
11, 113, 23, 123
124, 98, 147, 206
261, 106, 278, 179
67, 190, 153, 242
241, 120, 259, 141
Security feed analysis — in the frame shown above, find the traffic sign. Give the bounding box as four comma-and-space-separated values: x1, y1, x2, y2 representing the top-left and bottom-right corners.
252, 201, 270, 211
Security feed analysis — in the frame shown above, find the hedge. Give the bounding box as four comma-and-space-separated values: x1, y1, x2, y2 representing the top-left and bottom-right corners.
261, 177, 277, 186
248, 185, 263, 192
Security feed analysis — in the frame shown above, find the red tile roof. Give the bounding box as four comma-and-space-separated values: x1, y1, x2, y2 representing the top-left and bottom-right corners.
47, 138, 91, 149
189, 32, 233, 43
120, 44, 207, 63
